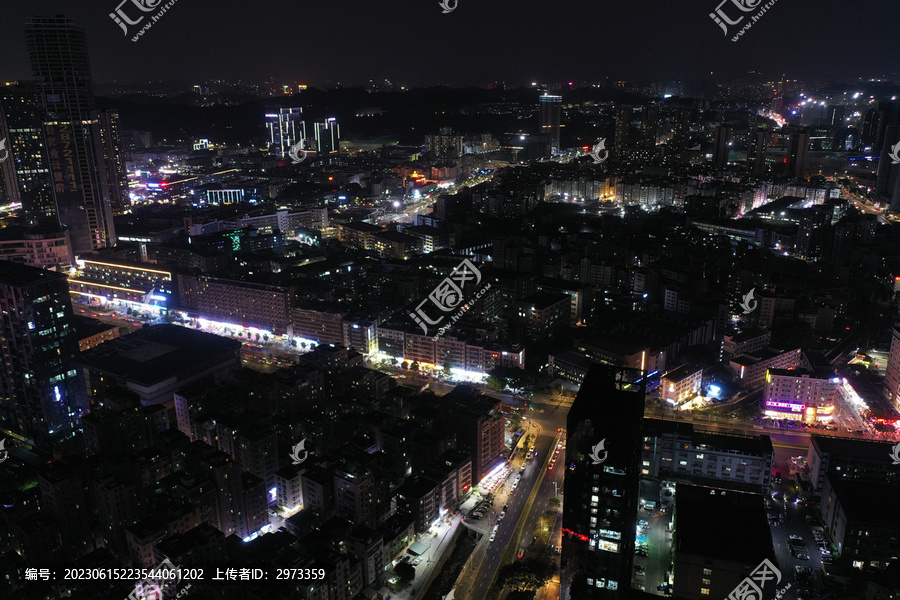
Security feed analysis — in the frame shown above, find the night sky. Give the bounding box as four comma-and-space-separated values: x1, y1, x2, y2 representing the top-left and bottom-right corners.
0, 0, 899, 87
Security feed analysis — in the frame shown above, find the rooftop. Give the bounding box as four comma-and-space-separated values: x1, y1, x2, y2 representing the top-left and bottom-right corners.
0, 260, 67, 287
674, 484, 771, 564
79, 324, 241, 387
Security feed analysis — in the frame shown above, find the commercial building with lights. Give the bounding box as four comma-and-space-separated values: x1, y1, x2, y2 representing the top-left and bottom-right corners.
177, 273, 295, 335
68, 257, 178, 309
0, 261, 89, 453
661, 365, 703, 405
561, 364, 645, 600
763, 368, 838, 422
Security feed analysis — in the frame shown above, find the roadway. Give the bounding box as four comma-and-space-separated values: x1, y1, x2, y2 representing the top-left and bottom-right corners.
457, 401, 569, 600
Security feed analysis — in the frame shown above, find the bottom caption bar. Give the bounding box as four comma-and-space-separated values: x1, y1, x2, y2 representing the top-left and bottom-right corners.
23, 565, 327, 584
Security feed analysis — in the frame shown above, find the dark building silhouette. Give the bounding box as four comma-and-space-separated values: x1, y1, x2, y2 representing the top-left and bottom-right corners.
561, 364, 646, 599
26, 15, 125, 254
785, 130, 809, 179
875, 102, 900, 211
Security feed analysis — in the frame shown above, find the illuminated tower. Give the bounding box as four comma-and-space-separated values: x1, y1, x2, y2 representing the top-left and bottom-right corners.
265, 107, 306, 158
540, 94, 562, 153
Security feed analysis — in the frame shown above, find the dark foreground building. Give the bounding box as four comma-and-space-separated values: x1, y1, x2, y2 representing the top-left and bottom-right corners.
0, 260, 88, 453
561, 364, 646, 599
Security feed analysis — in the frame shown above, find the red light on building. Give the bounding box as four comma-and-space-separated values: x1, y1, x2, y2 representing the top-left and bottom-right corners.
562, 528, 589, 541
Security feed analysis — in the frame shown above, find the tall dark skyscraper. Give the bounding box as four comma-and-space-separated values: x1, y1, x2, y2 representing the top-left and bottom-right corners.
713, 125, 731, 167
26, 15, 122, 255
561, 364, 646, 600
0, 261, 89, 453
875, 102, 900, 211
747, 125, 769, 177
540, 93, 562, 154
0, 82, 54, 218
785, 130, 809, 179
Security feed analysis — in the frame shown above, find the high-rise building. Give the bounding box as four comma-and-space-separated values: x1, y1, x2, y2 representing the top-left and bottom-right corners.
314, 118, 340, 155
266, 107, 306, 158
0, 261, 89, 453
0, 82, 53, 218
539, 94, 562, 153
713, 125, 730, 167
747, 126, 769, 177
884, 327, 900, 412
561, 364, 646, 600
785, 130, 809, 180
26, 15, 123, 254
876, 103, 900, 211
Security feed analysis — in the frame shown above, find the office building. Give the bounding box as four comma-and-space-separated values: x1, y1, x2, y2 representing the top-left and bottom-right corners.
561, 364, 645, 600
785, 130, 809, 180
820, 475, 900, 568
266, 107, 306, 158
0, 81, 53, 218
26, 15, 124, 254
875, 102, 900, 211
314, 118, 341, 155
806, 435, 900, 496
641, 419, 774, 490
539, 94, 562, 153
0, 261, 89, 452
713, 125, 730, 167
